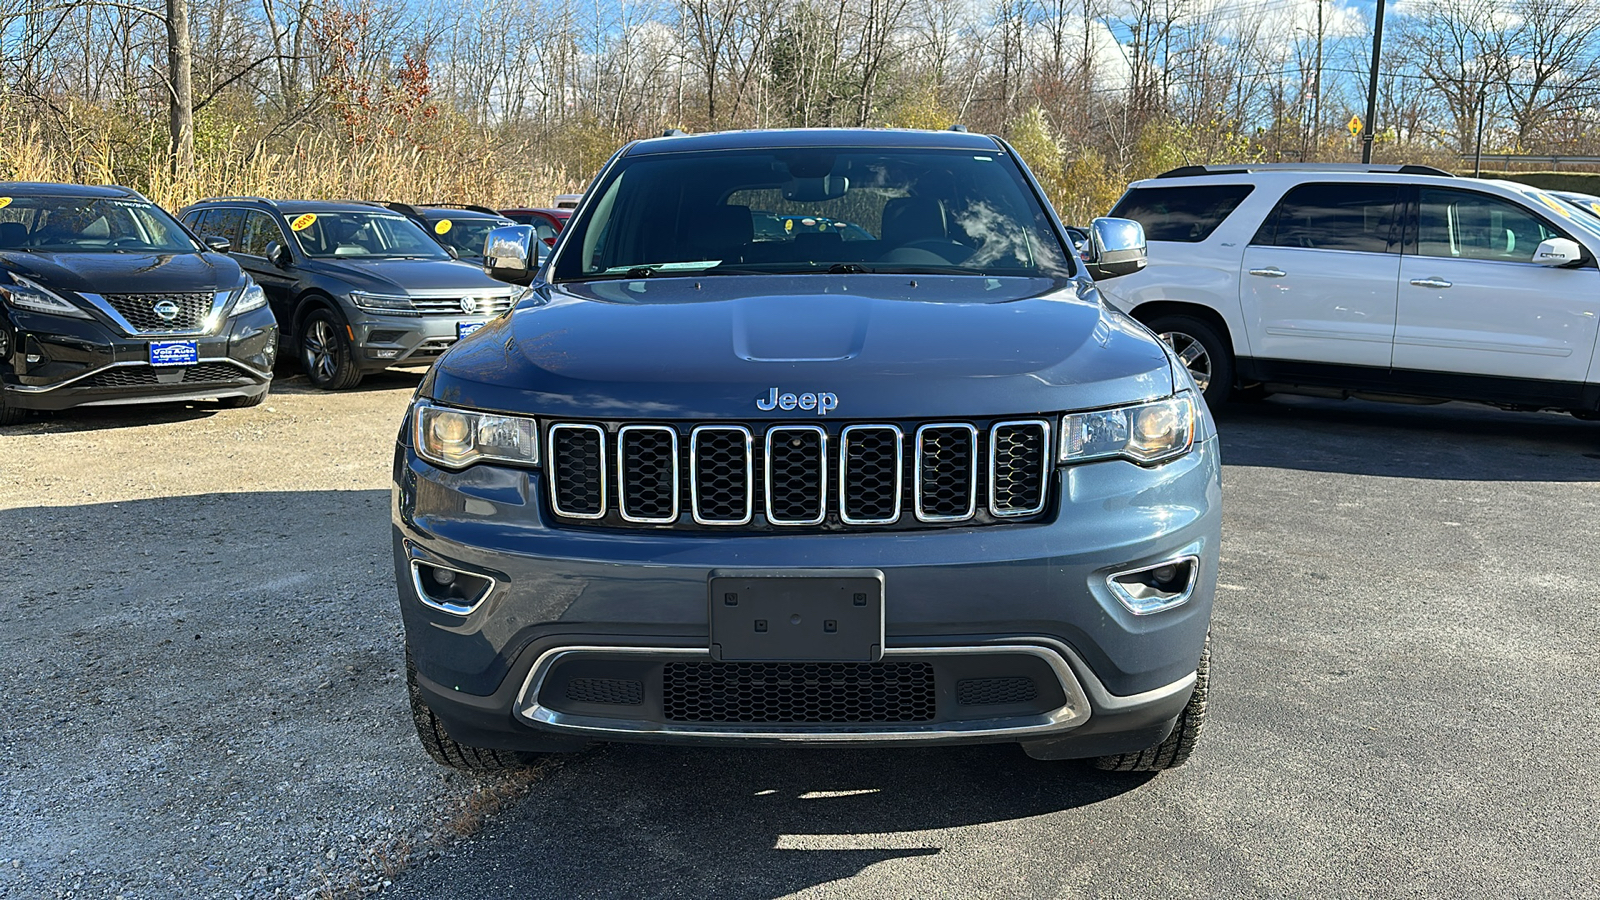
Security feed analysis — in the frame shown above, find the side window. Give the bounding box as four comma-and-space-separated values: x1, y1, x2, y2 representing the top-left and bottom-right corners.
238, 211, 284, 256
1252, 183, 1398, 253
204, 207, 245, 245
534, 222, 558, 246
1417, 189, 1562, 263
180, 209, 208, 232
1108, 185, 1254, 243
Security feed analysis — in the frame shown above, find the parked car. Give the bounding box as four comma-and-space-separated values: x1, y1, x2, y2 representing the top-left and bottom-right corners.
177, 197, 529, 390
379, 203, 515, 265
1, 182, 275, 424
1097, 163, 1600, 419
1550, 189, 1600, 221
499, 207, 570, 248
394, 128, 1219, 774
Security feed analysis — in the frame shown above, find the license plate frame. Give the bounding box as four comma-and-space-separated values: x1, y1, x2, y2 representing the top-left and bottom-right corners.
457, 321, 484, 340
708, 569, 885, 663
148, 340, 199, 367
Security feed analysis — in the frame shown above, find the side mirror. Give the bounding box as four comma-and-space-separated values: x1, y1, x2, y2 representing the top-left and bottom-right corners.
1086, 217, 1148, 280
483, 224, 537, 285
1534, 237, 1583, 267
265, 241, 292, 268
444, 244, 460, 260
203, 235, 231, 253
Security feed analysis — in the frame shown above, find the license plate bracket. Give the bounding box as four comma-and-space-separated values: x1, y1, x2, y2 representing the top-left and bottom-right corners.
708, 569, 884, 662
457, 321, 484, 340
148, 340, 198, 366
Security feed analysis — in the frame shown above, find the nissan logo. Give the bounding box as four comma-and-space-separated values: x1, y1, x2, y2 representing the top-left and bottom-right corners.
460, 297, 478, 315
153, 300, 181, 322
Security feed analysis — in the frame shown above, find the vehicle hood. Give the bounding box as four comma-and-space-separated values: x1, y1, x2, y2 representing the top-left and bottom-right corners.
299, 257, 509, 294
425, 275, 1174, 419
0, 250, 242, 294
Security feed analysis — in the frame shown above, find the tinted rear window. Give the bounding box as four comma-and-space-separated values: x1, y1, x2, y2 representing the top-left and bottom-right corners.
1109, 185, 1253, 242
1252, 183, 1399, 254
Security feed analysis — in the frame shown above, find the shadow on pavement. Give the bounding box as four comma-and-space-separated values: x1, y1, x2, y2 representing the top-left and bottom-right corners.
390, 743, 1152, 899
1215, 395, 1600, 481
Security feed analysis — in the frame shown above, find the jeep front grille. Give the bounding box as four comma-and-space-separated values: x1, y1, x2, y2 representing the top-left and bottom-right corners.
542, 418, 1053, 531
100, 292, 217, 333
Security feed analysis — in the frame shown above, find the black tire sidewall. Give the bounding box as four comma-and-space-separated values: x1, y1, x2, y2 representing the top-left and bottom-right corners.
1144, 314, 1234, 408
298, 308, 361, 390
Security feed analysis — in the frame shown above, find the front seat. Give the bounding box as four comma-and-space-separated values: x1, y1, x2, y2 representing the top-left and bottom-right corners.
881, 196, 947, 247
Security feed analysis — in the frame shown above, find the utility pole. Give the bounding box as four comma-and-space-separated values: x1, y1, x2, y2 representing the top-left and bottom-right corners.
1361, 0, 1386, 163
1311, 0, 1324, 160
1474, 81, 1487, 177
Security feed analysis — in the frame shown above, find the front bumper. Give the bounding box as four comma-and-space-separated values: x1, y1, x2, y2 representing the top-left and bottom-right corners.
351, 311, 497, 371
3, 305, 277, 411
394, 435, 1220, 754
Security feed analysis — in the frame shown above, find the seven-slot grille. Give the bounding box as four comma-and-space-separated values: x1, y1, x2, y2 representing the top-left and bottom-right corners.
410, 294, 517, 316
101, 292, 216, 333
544, 419, 1052, 529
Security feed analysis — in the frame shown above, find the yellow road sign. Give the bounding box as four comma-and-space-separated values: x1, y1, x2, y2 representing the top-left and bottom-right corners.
1348, 115, 1363, 136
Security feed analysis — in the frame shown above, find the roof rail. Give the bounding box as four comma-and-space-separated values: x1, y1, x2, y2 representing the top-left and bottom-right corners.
193, 195, 276, 205
1155, 163, 1455, 179
948, 124, 969, 133
416, 202, 502, 216
663, 128, 689, 137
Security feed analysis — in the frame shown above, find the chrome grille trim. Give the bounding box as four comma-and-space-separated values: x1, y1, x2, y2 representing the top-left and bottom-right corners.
764, 425, 827, 526
689, 425, 754, 525
80, 290, 228, 336
914, 423, 978, 523
616, 425, 680, 524
839, 424, 903, 525
546, 423, 607, 520
409, 293, 518, 317
988, 419, 1052, 518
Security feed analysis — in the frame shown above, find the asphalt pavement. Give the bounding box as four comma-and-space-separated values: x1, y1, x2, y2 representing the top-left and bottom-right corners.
385, 396, 1600, 899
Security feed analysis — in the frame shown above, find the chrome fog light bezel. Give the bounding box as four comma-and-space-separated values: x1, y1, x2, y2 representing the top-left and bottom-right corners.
410, 559, 496, 615
1106, 555, 1201, 616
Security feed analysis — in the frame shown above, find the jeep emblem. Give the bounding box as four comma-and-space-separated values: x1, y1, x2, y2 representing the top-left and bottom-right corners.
153, 299, 180, 322
757, 387, 838, 415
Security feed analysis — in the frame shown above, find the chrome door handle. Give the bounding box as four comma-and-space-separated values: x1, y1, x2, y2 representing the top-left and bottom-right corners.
1410, 278, 1453, 289
1248, 267, 1286, 278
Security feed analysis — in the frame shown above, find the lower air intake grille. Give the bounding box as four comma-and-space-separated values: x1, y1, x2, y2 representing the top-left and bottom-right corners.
182, 363, 245, 383
86, 367, 159, 387
662, 661, 936, 723
956, 677, 1038, 706
565, 678, 644, 705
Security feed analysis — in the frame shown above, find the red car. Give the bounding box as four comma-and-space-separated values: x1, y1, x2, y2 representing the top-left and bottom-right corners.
498, 208, 570, 247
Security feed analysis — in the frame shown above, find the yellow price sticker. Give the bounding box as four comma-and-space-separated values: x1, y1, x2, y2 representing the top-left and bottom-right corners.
0, 197, 12, 210
290, 213, 317, 232
1535, 193, 1573, 219
434, 219, 453, 235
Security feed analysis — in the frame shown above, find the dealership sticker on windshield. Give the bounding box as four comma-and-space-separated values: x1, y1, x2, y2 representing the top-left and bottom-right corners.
435, 219, 453, 235
290, 213, 317, 232
149, 340, 199, 366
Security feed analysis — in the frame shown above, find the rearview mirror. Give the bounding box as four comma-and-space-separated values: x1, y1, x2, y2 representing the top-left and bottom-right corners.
783, 175, 849, 202
1534, 237, 1582, 267
1086, 217, 1148, 280
484, 224, 537, 285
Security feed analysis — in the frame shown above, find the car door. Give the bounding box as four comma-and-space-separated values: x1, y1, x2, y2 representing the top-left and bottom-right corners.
1238, 182, 1402, 369
1394, 187, 1600, 385
236, 210, 296, 322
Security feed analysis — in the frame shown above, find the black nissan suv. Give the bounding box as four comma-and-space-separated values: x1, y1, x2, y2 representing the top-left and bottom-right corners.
0, 182, 276, 425
178, 197, 528, 390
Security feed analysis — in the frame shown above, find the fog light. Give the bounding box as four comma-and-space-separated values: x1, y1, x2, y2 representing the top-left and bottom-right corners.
411, 561, 494, 615
1107, 556, 1199, 615
372, 349, 401, 359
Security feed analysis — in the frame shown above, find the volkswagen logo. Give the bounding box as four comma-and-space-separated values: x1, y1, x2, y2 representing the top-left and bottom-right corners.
460, 297, 478, 315
153, 300, 181, 322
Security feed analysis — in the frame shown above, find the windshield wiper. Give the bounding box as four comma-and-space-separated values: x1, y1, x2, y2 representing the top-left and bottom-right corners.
828, 263, 871, 274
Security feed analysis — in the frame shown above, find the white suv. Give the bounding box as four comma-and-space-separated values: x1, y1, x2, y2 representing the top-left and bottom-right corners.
1097, 163, 1600, 420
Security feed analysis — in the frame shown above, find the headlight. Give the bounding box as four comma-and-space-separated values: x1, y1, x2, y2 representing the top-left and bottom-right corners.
1061, 393, 1195, 465
233, 282, 267, 314
413, 400, 538, 469
0, 275, 90, 319
349, 291, 418, 315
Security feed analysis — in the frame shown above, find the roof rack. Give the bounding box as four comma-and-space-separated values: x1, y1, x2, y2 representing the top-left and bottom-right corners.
415, 202, 502, 216
1155, 163, 1454, 179
193, 195, 276, 205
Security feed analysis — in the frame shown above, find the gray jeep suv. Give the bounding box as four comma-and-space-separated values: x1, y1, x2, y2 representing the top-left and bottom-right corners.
393, 128, 1221, 773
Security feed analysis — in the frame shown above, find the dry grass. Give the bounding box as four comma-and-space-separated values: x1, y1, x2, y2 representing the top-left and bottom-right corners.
0, 118, 570, 211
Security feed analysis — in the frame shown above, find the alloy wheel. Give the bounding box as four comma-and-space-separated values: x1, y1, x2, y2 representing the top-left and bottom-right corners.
303, 319, 338, 383
1158, 331, 1212, 393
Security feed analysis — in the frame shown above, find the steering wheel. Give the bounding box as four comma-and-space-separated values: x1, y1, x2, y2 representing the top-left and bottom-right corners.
899, 238, 973, 265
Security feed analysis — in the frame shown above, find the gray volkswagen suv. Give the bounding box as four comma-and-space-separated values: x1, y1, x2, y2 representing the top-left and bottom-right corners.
179, 198, 528, 389
393, 128, 1221, 773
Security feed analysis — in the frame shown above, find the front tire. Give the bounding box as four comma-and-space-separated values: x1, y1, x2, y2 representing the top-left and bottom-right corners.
217, 390, 268, 409
1143, 314, 1233, 409
0, 390, 26, 426
407, 654, 540, 771
1093, 632, 1209, 772
299, 309, 363, 391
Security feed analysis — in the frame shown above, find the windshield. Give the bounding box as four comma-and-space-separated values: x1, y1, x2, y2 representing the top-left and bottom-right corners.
0, 195, 199, 253
287, 211, 450, 260
552, 147, 1075, 281
427, 217, 511, 259
1526, 189, 1600, 241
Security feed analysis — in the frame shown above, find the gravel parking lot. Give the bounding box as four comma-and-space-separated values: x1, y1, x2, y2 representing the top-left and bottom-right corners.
3, 383, 1598, 898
